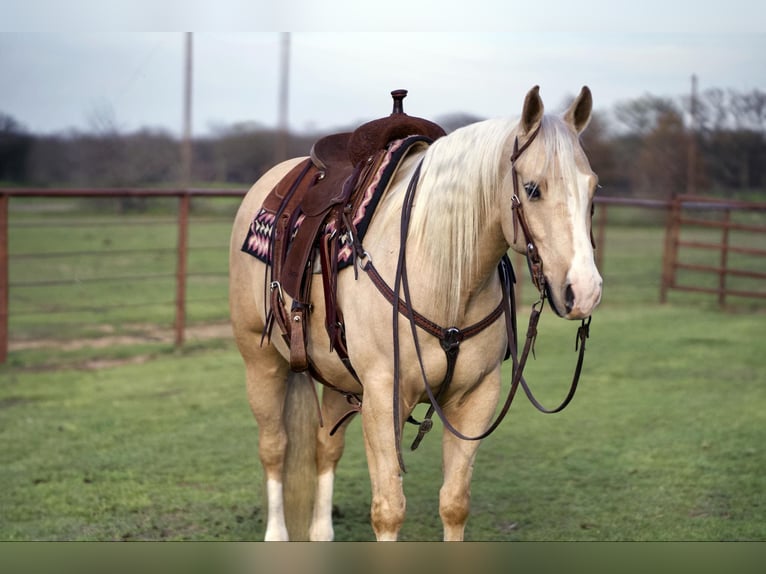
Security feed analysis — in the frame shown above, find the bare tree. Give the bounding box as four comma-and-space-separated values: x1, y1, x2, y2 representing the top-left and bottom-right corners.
0, 112, 32, 183
610, 96, 687, 197
694, 88, 766, 193
614, 94, 681, 136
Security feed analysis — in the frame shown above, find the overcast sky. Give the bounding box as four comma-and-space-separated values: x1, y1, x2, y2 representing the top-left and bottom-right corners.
2, 1, 764, 136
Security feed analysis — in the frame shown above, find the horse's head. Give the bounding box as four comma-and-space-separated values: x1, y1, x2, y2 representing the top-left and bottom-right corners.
503, 86, 602, 319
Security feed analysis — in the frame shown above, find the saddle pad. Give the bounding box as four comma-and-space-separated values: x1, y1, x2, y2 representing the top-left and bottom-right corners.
241, 135, 432, 269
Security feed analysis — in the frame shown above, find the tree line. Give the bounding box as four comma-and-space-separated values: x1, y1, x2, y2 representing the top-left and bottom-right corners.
1, 87, 764, 199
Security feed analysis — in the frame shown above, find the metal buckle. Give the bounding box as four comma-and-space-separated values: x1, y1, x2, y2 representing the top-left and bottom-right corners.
440, 327, 462, 353
270, 281, 284, 303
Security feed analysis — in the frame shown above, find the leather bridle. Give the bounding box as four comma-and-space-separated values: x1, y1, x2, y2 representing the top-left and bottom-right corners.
359, 124, 592, 472
507, 126, 592, 417
510, 125, 546, 294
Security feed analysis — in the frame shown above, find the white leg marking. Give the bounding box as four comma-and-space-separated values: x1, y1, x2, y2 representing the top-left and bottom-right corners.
376, 532, 398, 542
309, 470, 335, 541
264, 478, 289, 541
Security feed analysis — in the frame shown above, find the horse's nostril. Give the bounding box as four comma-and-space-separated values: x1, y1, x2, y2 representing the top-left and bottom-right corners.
565, 284, 575, 314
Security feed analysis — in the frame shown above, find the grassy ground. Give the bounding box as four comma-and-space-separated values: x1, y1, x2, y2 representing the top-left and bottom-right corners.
1, 208, 765, 541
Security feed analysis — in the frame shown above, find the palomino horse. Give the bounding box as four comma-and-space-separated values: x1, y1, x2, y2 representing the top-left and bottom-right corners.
229, 86, 602, 541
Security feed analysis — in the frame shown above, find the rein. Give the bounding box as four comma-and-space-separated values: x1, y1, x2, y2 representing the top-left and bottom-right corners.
360, 124, 592, 472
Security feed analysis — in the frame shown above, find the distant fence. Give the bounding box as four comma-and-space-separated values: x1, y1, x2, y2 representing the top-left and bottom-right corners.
2, 189, 764, 363
590, 196, 670, 271
660, 195, 766, 306
0, 188, 246, 363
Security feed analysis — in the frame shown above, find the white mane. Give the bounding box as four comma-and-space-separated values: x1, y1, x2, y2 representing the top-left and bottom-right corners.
408, 114, 582, 326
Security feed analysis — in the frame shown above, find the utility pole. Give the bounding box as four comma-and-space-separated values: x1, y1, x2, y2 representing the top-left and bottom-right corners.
181, 32, 193, 186
275, 32, 290, 165
686, 73, 698, 196
176, 32, 193, 348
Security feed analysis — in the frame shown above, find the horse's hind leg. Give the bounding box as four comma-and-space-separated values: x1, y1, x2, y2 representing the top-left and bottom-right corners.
309, 388, 353, 541
237, 334, 292, 541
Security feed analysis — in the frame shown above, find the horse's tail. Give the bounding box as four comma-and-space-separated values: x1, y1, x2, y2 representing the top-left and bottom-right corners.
281, 371, 319, 540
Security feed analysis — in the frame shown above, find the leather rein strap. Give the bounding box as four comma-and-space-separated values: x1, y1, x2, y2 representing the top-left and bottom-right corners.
362, 124, 592, 473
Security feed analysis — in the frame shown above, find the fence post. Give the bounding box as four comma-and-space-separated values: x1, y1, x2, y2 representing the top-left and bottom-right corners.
719, 208, 731, 308
660, 196, 681, 303
174, 192, 190, 348
0, 193, 8, 364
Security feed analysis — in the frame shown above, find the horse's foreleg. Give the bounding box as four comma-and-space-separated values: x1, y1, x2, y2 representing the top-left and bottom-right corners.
361, 384, 407, 541
439, 370, 502, 541
309, 388, 352, 541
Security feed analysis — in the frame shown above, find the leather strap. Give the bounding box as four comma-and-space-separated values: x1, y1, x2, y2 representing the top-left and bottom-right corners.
289, 303, 309, 372
261, 159, 314, 347
362, 259, 506, 342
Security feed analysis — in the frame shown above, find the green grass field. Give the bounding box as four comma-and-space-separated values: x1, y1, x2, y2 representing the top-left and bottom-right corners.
1, 202, 765, 541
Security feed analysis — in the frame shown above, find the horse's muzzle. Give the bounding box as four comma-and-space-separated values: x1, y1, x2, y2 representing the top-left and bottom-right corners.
560, 278, 602, 320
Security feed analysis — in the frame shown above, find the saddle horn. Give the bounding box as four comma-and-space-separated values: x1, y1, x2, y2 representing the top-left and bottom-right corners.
347, 89, 446, 166
391, 89, 407, 115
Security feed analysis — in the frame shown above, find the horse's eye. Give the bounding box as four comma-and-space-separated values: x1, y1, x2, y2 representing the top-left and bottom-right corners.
524, 182, 541, 201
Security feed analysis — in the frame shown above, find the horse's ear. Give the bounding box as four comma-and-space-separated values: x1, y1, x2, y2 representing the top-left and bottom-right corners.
520, 85, 544, 135
564, 86, 593, 134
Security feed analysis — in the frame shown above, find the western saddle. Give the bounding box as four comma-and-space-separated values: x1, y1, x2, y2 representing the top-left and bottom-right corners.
261, 90, 445, 378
